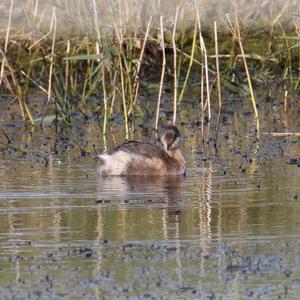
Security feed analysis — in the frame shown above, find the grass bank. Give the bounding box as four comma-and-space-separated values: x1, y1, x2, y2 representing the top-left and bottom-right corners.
0, 0, 299, 136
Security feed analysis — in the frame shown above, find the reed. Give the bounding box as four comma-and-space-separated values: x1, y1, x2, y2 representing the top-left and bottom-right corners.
118, 49, 129, 139
155, 16, 166, 131
0, 0, 13, 88
92, 0, 109, 135
284, 90, 288, 113
64, 40, 71, 114
0, 0, 299, 139
172, 6, 179, 126
42, 7, 57, 125
263, 132, 300, 137
128, 16, 153, 116
178, 18, 197, 104
225, 2, 260, 136
196, 6, 211, 125
0, 50, 35, 125
214, 21, 222, 110
101, 62, 108, 134
196, 6, 206, 142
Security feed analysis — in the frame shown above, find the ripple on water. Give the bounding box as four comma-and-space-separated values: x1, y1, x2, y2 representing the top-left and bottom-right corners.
0, 100, 300, 298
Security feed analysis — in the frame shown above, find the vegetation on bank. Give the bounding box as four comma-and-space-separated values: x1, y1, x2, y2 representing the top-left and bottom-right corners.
0, 0, 299, 137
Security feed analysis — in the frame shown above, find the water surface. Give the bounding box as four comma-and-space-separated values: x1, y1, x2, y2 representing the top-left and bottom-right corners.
0, 90, 300, 299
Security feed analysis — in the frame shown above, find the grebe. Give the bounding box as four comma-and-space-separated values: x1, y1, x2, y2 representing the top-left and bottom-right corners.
99, 125, 186, 176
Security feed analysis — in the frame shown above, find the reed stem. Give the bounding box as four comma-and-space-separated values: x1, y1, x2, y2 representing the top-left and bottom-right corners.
196, 7, 211, 123
64, 40, 71, 115
155, 16, 166, 131
132, 16, 152, 107
234, 3, 260, 135
118, 52, 129, 139
196, 6, 205, 142
42, 7, 57, 126
0, 0, 14, 88
172, 6, 179, 125
178, 19, 197, 104
214, 21, 222, 110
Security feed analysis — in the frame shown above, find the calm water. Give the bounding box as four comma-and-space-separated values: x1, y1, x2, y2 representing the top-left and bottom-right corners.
0, 90, 300, 299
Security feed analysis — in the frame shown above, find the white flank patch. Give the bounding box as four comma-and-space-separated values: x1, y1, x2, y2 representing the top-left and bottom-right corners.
99, 151, 132, 175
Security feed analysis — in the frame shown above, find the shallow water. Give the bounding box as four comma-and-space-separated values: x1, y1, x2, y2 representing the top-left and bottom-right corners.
0, 89, 300, 299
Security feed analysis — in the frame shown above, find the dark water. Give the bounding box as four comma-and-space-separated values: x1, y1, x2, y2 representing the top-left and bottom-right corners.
0, 90, 300, 299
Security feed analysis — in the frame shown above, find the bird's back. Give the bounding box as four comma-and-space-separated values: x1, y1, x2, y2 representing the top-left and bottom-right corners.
112, 141, 171, 161
99, 141, 185, 176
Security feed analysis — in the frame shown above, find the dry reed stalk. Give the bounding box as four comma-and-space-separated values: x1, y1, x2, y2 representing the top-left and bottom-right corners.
28, 32, 51, 50
0, 50, 35, 125
118, 51, 129, 139
92, 0, 102, 52
133, 16, 152, 92
21, 70, 48, 94
128, 16, 153, 116
33, 0, 39, 17
263, 132, 300, 137
214, 109, 221, 151
155, 16, 166, 131
102, 62, 108, 135
176, 2, 187, 82
210, 53, 277, 62
201, 35, 211, 121
0, 0, 14, 88
199, 38, 204, 140
214, 21, 222, 110
102, 131, 108, 153
200, 55, 204, 142
172, 6, 179, 125
64, 40, 71, 107
195, 6, 205, 142
0, 128, 12, 143
92, 0, 108, 135
214, 21, 222, 150
64, 0, 70, 15
109, 72, 117, 116
20, 70, 63, 115
279, 23, 293, 85
178, 18, 197, 104
109, 90, 116, 116
226, 3, 260, 136
295, 5, 300, 89
271, 1, 289, 27
284, 90, 288, 113
41, 7, 57, 125
196, 7, 211, 123
110, 2, 129, 139
111, 1, 135, 115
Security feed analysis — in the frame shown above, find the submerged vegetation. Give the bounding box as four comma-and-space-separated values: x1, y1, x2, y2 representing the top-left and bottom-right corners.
0, 0, 299, 138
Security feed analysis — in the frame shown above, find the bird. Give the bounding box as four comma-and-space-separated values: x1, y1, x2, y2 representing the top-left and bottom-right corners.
99, 125, 186, 176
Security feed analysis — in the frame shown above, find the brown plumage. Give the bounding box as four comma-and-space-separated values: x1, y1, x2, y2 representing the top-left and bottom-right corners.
99, 125, 186, 176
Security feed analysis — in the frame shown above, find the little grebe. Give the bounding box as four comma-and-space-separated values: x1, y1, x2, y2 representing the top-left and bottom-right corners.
99, 125, 186, 176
